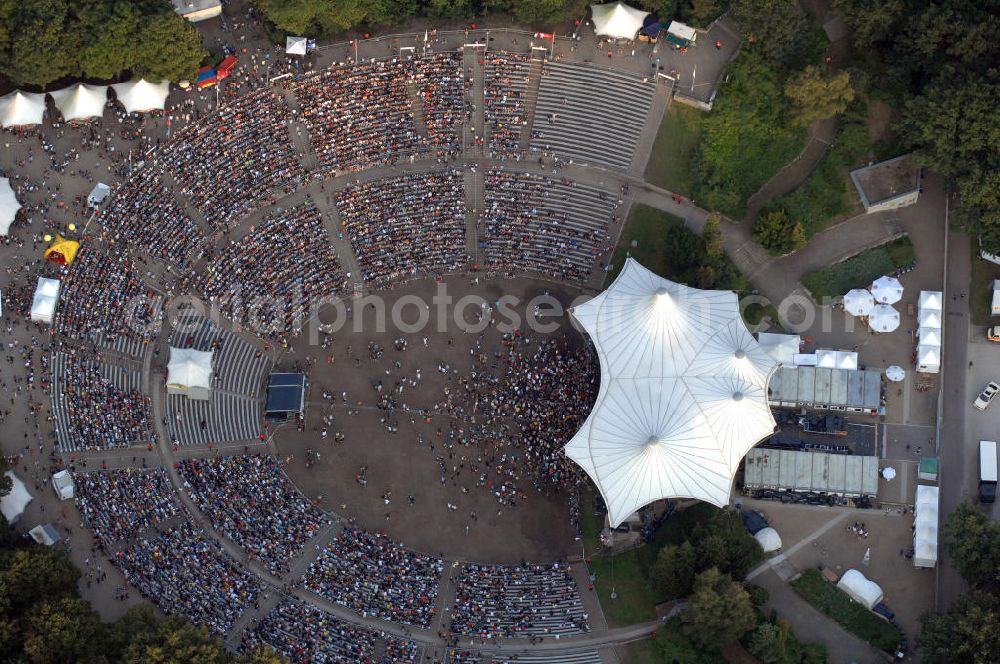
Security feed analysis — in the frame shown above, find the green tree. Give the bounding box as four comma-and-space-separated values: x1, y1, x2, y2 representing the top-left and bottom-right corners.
691, 509, 765, 579
133, 12, 206, 82
109, 606, 230, 664
748, 621, 783, 664
790, 222, 807, 251
0, 456, 11, 498
5, 0, 78, 86
784, 66, 855, 126
754, 209, 794, 255
730, 0, 811, 70
941, 500, 1000, 590
22, 596, 105, 663
74, 0, 138, 80
253, 0, 324, 33
703, 212, 724, 259
690, 0, 719, 26
652, 541, 697, 599
0, 547, 79, 614
831, 0, 903, 51
919, 591, 1000, 664
681, 568, 757, 649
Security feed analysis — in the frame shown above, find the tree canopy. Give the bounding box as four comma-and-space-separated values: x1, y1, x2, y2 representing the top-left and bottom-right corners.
784, 67, 855, 126
942, 500, 1000, 592
0, 0, 207, 87
681, 567, 757, 649
919, 591, 1000, 664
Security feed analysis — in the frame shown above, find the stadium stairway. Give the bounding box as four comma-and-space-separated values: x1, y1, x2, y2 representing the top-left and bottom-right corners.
519, 54, 544, 152
463, 46, 486, 156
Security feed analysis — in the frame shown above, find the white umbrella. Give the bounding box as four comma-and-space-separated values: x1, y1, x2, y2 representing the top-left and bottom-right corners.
881, 466, 897, 480
871, 275, 903, 304
869, 304, 900, 333
843, 289, 875, 316
885, 365, 905, 382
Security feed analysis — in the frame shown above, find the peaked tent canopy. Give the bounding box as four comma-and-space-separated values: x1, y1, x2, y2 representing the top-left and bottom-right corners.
286, 36, 308, 55
111, 79, 171, 113
590, 2, 650, 40
0, 177, 21, 236
0, 91, 47, 127
49, 83, 107, 121
1, 471, 31, 523
919, 290, 942, 311
756, 332, 800, 366
167, 347, 213, 399
918, 307, 942, 328
565, 258, 778, 527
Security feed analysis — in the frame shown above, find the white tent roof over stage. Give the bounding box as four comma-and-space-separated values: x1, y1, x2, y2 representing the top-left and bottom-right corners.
50, 83, 107, 121
167, 347, 213, 396
0, 91, 46, 127
565, 258, 778, 526
590, 2, 650, 40
111, 79, 170, 113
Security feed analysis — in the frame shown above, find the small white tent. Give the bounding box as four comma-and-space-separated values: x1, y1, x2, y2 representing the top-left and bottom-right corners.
28, 524, 62, 546
816, 350, 858, 371
0, 91, 47, 127
111, 79, 171, 113
917, 327, 941, 346
167, 347, 214, 400
754, 527, 782, 552
30, 277, 61, 324
917, 344, 940, 374
87, 182, 112, 207
286, 36, 308, 55
918, 308, 941, 328
51, 470, 75, 501
756, 333, 800, 366
836, 568, 883, 609
919, 290, 942, 311
49, 83, 107, 122
0, 177, 22, 236
590, 2, 650, 40
913, 485, 939, 568
1, 471, 32, 524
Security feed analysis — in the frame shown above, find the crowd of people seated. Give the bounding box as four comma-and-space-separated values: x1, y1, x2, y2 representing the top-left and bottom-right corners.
54, 246, 163, 350
485, 52, 529, 159
241, 599, 377, 662
337, 171, 467, 287
196, 200, 347, 333
51, 350, 152, 451
95, 168, 205, 269
450, 561, 589, 638
302, 526, 443, 628
73, 468, 181, 542
482, 170, 613, 283
112, 522, 262, 635
160, 88, 305, 229
291, 54, 464, 174
178, 454, 330, 576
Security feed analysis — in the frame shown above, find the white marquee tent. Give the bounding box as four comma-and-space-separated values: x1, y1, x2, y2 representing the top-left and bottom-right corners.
167, 347, 214, 400
111, 79, 171, 113
565, 258, 778, 527
28, 524, 62, 546
51, 469, 75, 500
590, 2, 650, 40
918, 326, 941, 346
816, 349, 858, 371
913, 485, 939, 568
919, 290, 942, 310
30, 277, 60, 324
0, 91, 47, 127
837, 568, 884, 609
917, 344, 941, 374
918, 307, 942, 328
1, 471, 31, 524
756, 332, 800, 366
286, 36, 308, 55
0, 177, 21, 236
49, 83, 107, 122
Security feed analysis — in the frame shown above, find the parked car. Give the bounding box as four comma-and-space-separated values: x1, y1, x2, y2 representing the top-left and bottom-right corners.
974, 381, 1000, 411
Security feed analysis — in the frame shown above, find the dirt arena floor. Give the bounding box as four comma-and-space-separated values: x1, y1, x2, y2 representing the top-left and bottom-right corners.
273, 274, 597, 563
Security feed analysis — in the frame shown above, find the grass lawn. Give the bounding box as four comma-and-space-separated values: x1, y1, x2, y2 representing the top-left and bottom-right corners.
645, 104, 702, 197
589, 547, 660, 627
970, 244, 1000, 326
801, 236, 915, 300
791, 569, 901, 653
609, 204, 750, 293
579, 489, 604, 554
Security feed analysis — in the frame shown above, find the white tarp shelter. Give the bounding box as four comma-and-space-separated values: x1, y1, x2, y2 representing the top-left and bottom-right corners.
792, 353, 817, 366
30, 277, 60, 325
51, 470, 75, 500
171, 0, 222, 22
917, 327, 941, 346
286, 36, 308, 55
590, 2, 650, 40
756, 333, 800, 366
816, 350, 858, 371
913, 485, 939, 567
166, 347, 214, 400
111, 79, 170, 113
87, 182, 111, 207
837, 569, 884, 609
666, 21, 698, 43
0, 91, 46, 127
1, 471, 31, 523
28, 524, 62, 546
1, 177, 21, 236
755, 527, 782, 552
565, 258, 778, 526
49, 83, 107, 122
